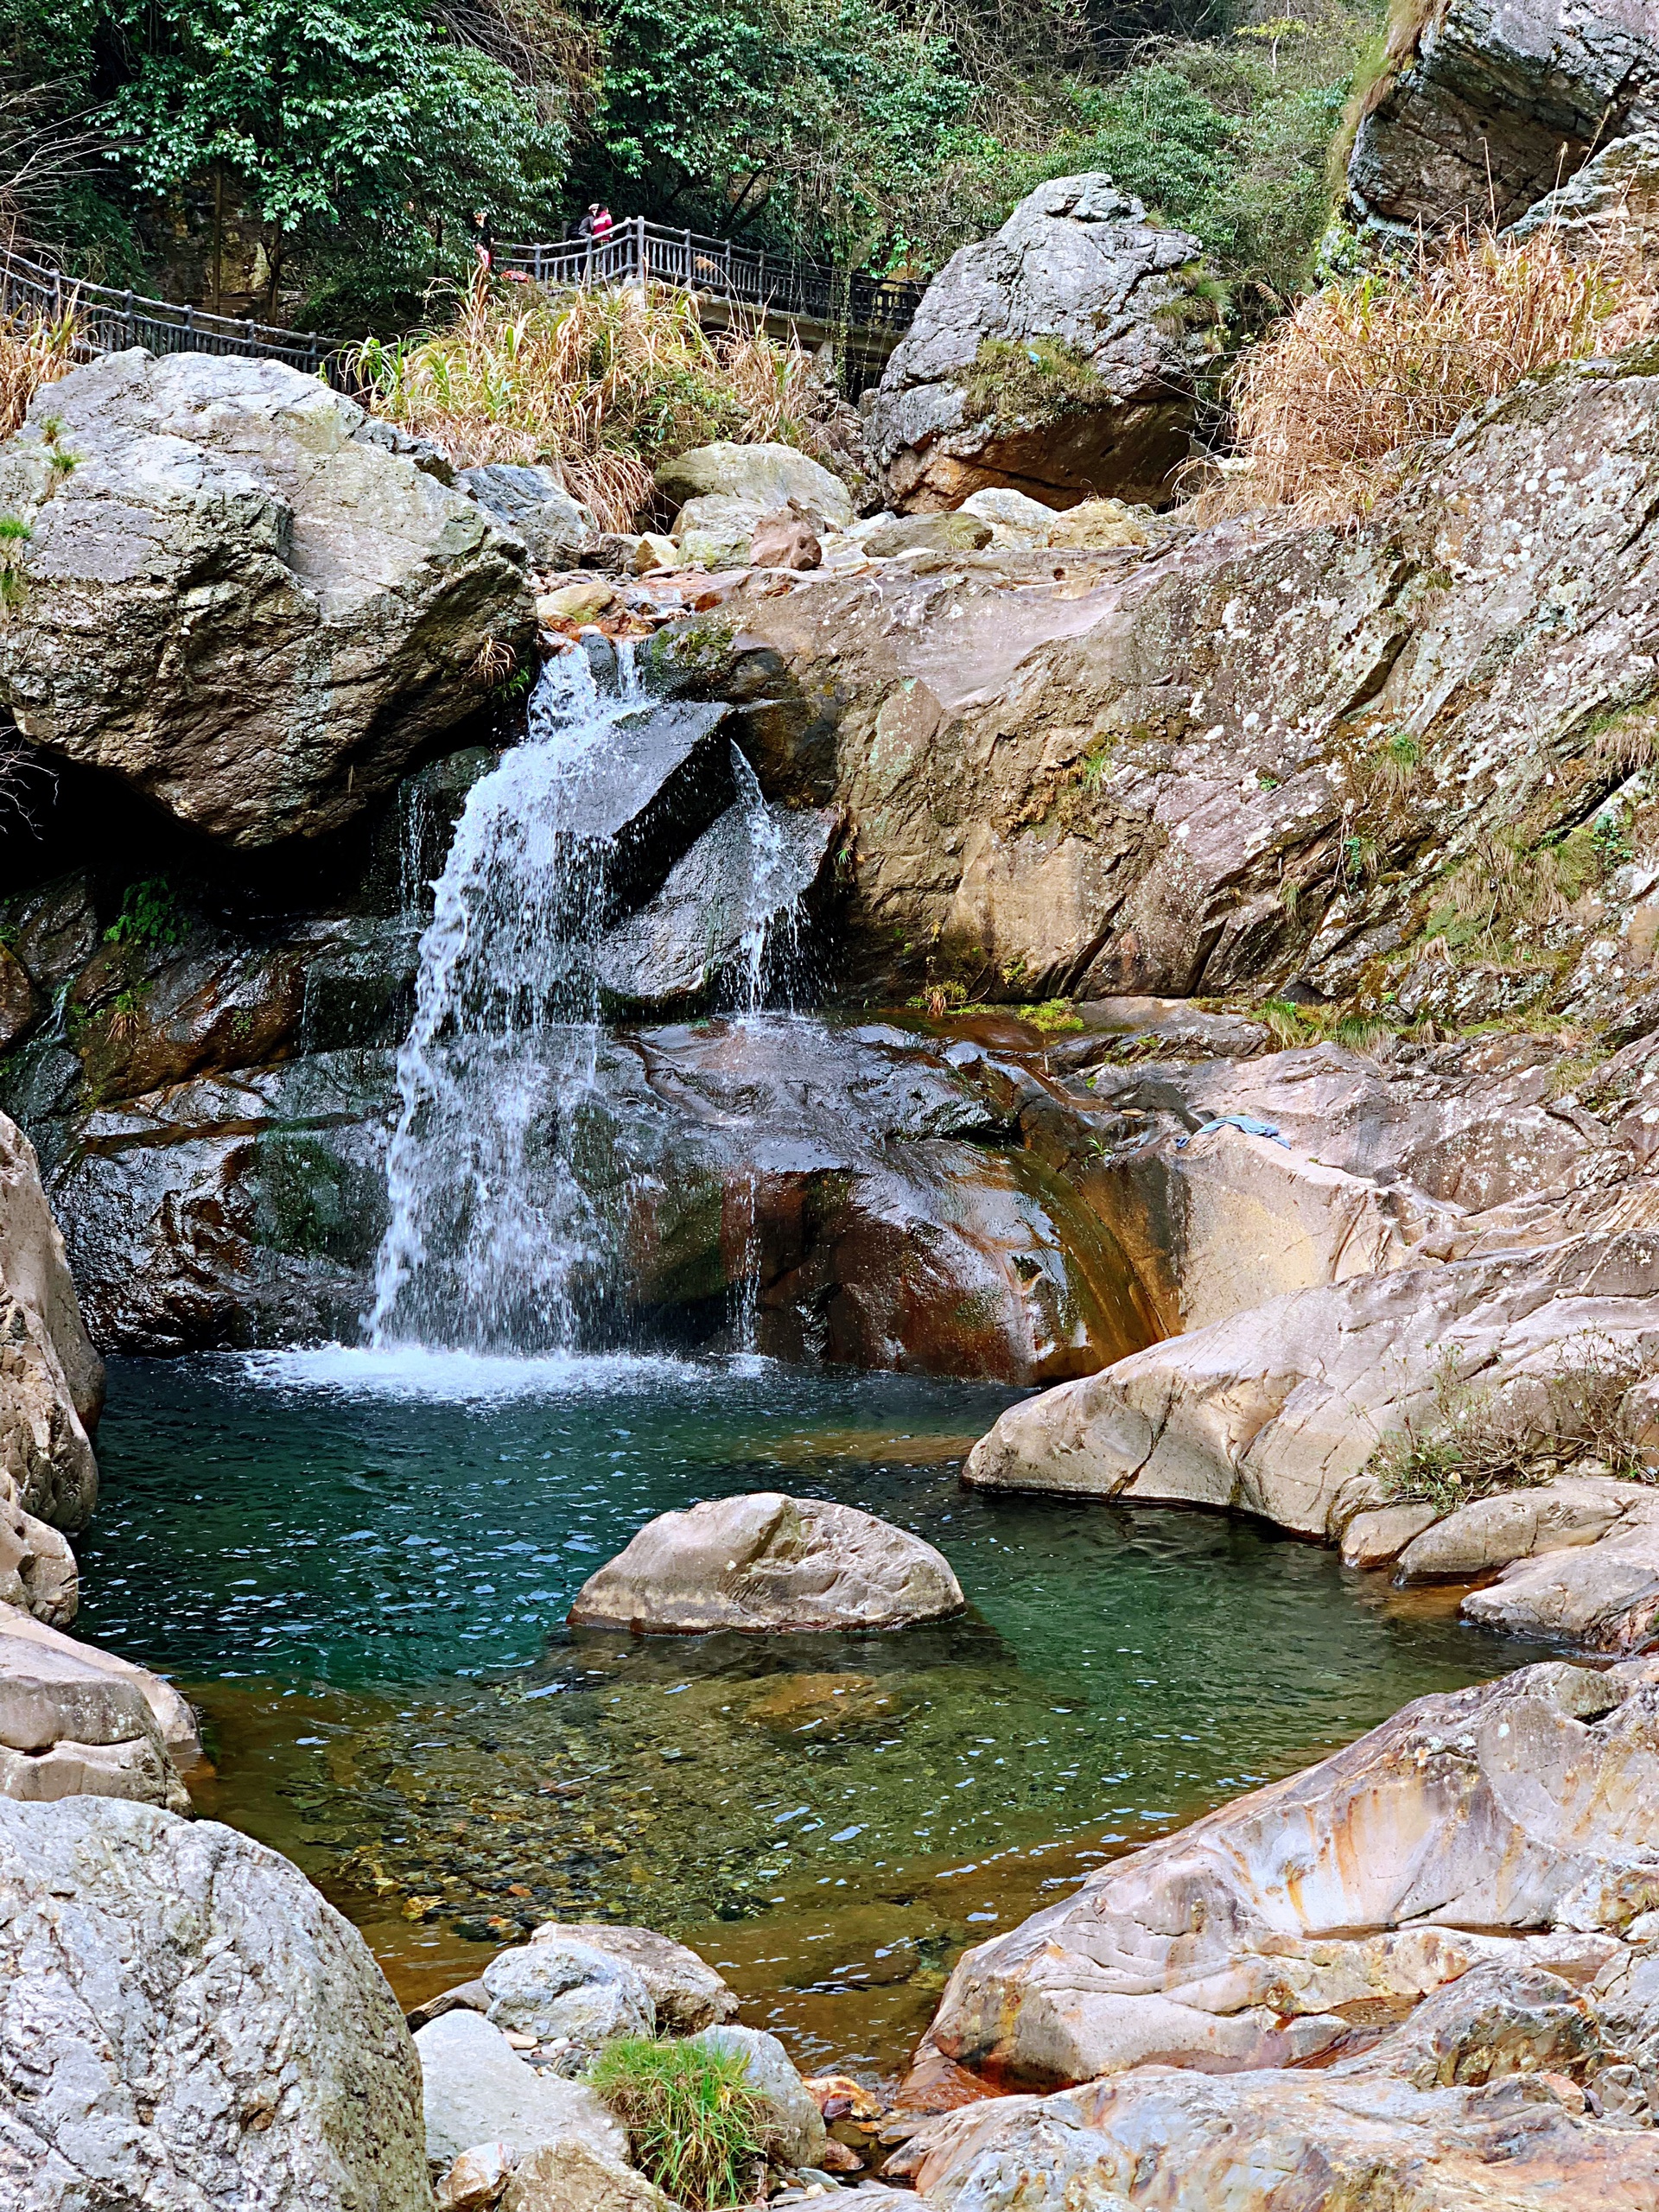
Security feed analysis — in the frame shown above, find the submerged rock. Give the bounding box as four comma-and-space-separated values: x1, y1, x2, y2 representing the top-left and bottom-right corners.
0, 1796, 429, 2209
921, 1657, 1659, 2089
866, 175, 1212, 512
568, 1491, 965, 1632
0, 350, 533, 848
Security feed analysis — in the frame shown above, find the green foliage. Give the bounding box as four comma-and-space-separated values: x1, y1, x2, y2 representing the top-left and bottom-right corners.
105, 876, 188, 952
926, 5, 1385, 309
961, 334, 1103, 429
588, 2037, 766, 2212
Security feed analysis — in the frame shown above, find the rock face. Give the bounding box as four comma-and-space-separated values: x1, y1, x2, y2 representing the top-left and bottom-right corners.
1348, 0, 1659, 234
963, 1225, 1659, 1538
0, 1608, 198, 1808
0, 1795, 430, 2210
459, 464, 596, 569
526, 1923, 740, 2034
663, 345, 1659, 1023
923, 1657, 1659, 2090
865, 175, 1212, 512
0, 1111, 100, 1624
414, 2008, 630, 2170
0, 349, 533, 847
568, 1491, 965, 1632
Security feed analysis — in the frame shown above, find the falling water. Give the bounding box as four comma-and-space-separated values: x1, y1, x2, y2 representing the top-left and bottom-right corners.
367, 647, 645, 1352
367, 646, 818, 1357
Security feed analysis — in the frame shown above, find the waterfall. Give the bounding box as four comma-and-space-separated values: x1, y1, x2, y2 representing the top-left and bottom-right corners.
367, 645, 817, 1358
368, 646, 644, 1353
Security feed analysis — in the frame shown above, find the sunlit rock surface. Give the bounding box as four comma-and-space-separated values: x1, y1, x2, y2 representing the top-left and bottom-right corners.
0, 1796, 429, 2209
919, 1657, 1659, 2092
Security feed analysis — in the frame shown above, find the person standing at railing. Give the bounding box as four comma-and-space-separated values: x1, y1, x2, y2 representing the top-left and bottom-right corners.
471, 210, 495, 273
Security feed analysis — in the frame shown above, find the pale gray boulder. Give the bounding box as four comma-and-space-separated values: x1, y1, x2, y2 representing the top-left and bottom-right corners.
655, 442, 853, 527
483, 1939, 654, 2050
415, 2009, 630, 2170
866, 175, 1212, 512
1505, 130, 1659, 248
0, 1795, 429, 2210
0, 1608, 200, 1808
923, 1658, 1659, 2088
963, 1229, 1659, 1549
459, 464, 596, 571
1348, 0, 1659, 234
504, 2139, 675, 2212
0, 1110, 100, 1548
569, 1491, 965, 1632
689, 2024, 829, 2167
527, 1922, 739, 2033
0, 350, 534, 847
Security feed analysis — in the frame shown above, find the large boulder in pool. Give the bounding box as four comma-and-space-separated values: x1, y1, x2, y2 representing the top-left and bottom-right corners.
0, 1110, 102, 1613
0, 349, 534, 848
568, 1492, 965, 1632
918, 1657, 1659, 2090
0, 1795, 431, 2209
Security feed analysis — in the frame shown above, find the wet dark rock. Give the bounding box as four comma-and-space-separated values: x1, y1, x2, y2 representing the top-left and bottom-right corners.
594, 800, 842, 1014
559, 701, 738, 918
0, 950, 34, 1053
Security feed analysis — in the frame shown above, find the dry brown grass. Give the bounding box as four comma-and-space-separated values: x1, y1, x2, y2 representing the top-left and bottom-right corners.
1194, 223, 1659, 524
352, 276, 818, 531
0, 302, 79, 441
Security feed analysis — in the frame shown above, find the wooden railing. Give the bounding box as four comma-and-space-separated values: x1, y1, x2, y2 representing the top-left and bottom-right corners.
499, 216, 925, 337
0, 245, 345, 377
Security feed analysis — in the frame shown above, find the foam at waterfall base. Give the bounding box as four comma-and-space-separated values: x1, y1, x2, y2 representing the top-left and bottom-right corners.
238, 1344, 705, 1403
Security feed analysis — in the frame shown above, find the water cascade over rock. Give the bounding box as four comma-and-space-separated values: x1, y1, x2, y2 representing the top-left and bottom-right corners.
369, 646, 827, 1353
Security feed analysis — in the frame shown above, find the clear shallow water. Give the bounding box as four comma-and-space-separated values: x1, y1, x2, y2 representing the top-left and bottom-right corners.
79, 1351, 1553, 2075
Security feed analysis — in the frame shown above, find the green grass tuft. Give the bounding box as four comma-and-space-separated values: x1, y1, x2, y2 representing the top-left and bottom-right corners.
589, 2036, 767, 2210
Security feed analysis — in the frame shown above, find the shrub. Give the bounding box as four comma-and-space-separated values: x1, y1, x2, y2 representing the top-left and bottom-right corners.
0, 307, 79, 442
1200, 224, 1659, 522
588, 2036, 767, 2211
1371, 1336, 1659, 1512
353, 277, 817, 530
